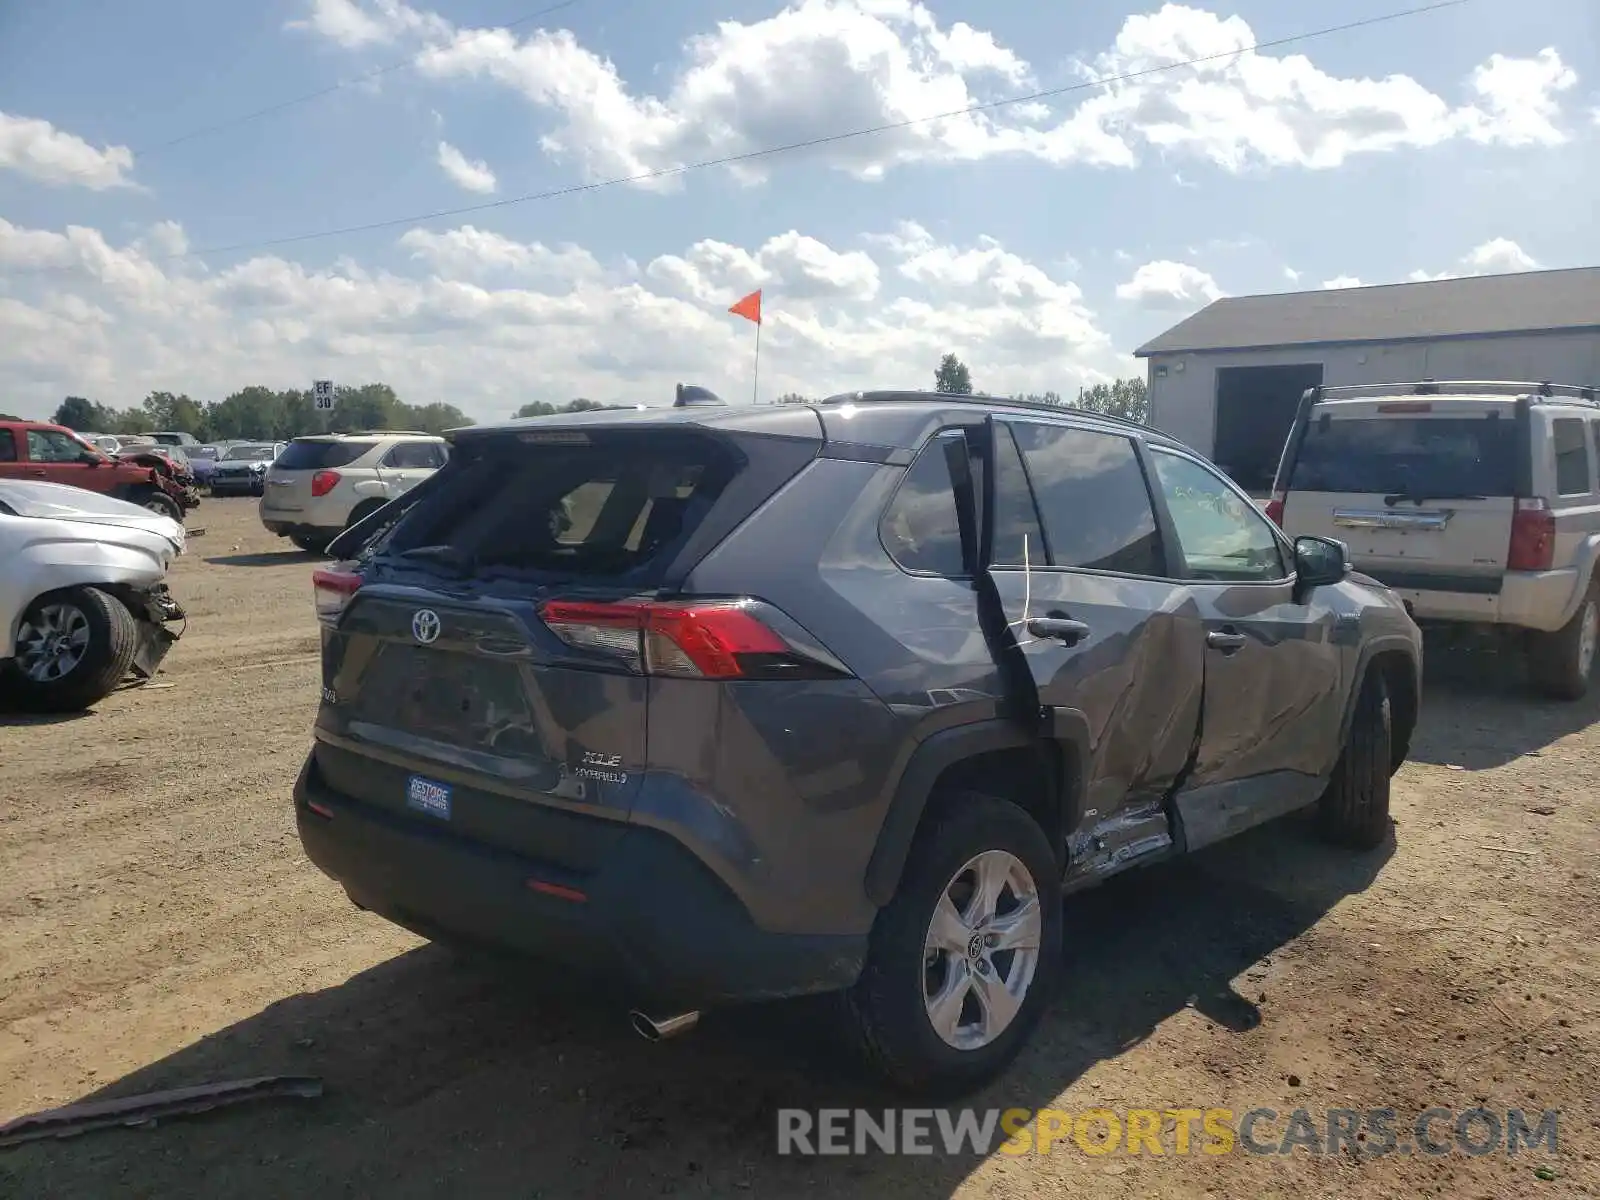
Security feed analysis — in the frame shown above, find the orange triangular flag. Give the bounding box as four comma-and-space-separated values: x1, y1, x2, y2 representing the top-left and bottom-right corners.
728, 289, 762, 325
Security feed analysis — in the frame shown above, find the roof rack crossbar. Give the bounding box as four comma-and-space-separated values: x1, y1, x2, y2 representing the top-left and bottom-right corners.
1308, 380, 1599, 403
818, 390, 1151, 430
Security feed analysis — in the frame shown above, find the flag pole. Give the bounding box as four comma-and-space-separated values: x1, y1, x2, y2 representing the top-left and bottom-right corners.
752, 319, 761, 405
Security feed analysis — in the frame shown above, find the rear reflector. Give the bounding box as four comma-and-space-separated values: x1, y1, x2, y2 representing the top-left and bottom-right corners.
526, 878, 588, 903
311, 470, 342, 497
1264, 492, 1285, 527
1507, 499, 1555, 572
312, 568, 362, 625
539, 598, 836, 680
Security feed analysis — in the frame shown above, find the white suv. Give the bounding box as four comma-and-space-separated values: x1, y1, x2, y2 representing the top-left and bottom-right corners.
1268, 380, 1600, 699
259, 431, 449, 554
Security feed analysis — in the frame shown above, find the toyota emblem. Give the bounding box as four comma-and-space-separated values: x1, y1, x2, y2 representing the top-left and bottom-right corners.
411, 609, 441, 645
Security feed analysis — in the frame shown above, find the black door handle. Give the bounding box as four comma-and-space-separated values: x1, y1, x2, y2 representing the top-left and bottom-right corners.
1207, 630, 1247, 653
1026, 617, 1090, 645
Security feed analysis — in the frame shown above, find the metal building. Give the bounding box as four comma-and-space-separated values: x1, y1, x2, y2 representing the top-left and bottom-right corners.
1135, 266, 1600, 492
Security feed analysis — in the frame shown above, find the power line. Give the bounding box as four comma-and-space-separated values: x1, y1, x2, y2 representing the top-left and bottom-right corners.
172, 0, 1469, 261
132, 0, 596, 157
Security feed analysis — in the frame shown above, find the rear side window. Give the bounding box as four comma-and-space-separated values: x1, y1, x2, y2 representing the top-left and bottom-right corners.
990, 423, 1047, 567
381, 432, 736, 582
1290, 416, 1516, 498
1552, 418, 1592, 496
383, 441, 446, 469
0, 431, 16, 463
1006, 421, 1162, 576
881, 436, 966, 576
276, 440, 377, 470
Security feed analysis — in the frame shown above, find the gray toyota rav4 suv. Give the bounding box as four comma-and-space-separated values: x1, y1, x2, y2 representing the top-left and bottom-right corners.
293, 389, 1422, 1094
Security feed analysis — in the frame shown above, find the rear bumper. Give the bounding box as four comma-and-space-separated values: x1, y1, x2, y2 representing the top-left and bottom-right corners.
293, 753, 867, 1007
1372, 567, 1581, 633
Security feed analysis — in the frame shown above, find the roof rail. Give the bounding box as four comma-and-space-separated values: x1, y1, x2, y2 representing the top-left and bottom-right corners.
818, 389, 1151, 431
1308, 379, 1599, 404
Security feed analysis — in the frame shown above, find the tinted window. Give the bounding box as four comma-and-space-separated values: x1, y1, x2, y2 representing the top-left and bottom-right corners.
0, 432, 16, 463
275, 439, 377, 470
1553, 418, 1591, 495
385, 441, 446, 469
381, 432, 737, 582
1007, 422, 1162, 575
881, 436, 966, 576
1151, 450, 1285, 582
28, 429, 87, 464
224, 444, 279, 462
1290, 416, 1516, 497
990, 423, 1047, 567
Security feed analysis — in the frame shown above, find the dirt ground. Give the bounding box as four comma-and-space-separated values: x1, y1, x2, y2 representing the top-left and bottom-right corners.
2, 498, 1597, 1198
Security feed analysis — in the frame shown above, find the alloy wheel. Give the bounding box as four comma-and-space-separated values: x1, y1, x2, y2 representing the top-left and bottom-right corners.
16, 603, 91, 683
921, 849, 1043, 1051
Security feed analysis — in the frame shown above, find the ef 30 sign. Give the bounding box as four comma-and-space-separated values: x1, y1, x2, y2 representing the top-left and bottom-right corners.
313, 380, 334, 411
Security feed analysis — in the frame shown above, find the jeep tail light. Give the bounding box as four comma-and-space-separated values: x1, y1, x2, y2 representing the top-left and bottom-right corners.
539, 598, 843, 680
312, 568, 361, 625
1264, 490, 1286, 527
311, 470, 342, 497
1507, 499, 1555, 572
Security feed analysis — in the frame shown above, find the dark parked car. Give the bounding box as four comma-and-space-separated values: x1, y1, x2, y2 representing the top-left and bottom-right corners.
293, 390, 1422, 1094
210, 441, 286, 496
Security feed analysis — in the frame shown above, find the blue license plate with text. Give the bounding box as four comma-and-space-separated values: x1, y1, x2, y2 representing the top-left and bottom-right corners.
406, 775, 452, 820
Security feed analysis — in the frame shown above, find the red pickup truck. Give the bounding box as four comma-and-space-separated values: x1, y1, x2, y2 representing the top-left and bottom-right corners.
0, 421, 199, 520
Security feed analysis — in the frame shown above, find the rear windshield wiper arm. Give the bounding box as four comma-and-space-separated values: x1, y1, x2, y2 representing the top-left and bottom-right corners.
1383, 492, 1486, 506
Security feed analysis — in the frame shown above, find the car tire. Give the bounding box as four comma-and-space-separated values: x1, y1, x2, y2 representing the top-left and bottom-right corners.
136, 489, 183, 521
1316, 669, 1392, 850
290, 533, 332, 555
1526, 588, 1598, 702
2, 587, 139, 712
841, 792, 1062, 1097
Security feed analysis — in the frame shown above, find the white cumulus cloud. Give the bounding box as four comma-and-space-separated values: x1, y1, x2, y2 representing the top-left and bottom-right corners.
292, 0, 1584, 185
1116, 260, 1224, 310
0, 111, 136, 190
436, 141, 497, 193
0, 214, 1123, 419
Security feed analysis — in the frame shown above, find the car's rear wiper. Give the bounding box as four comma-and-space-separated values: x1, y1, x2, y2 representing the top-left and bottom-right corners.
394, 544, 475, 572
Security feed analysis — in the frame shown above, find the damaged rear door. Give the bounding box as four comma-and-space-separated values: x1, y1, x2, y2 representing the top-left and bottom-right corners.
975, 416, 1204, 884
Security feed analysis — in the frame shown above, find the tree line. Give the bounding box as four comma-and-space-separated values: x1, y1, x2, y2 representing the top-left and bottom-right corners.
47, 385, 475, 443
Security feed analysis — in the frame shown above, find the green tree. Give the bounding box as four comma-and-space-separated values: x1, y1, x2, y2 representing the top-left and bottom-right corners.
515, 401, 558, 418
0, 412, 22, 421
774, 392, 812, 405
562, 398, 607, 413
53, 396, 100, 430
1075, 377, 1149, 423
934, 353, 973, 395
1011, 391, 1065, 407
406, 402, 473, 434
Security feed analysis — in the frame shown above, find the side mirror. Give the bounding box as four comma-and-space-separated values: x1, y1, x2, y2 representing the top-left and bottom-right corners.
79, 451, 102, 466
1294, 535, 1349, 588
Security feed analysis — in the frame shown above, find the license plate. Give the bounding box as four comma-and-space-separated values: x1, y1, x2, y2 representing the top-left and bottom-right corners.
406, 775, 452, 820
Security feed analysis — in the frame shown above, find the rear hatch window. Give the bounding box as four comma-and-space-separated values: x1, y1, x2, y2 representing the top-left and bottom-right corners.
373, 431, 736, 584
1289, 415, 1516, 499
276, 439, 376, 471
1285, 412, 1518, 585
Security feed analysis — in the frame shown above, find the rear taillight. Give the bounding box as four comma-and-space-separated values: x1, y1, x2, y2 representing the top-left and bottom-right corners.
539, 598, 839, 680
311, 470, 341, 497
1264, 491, 1285, 527
312, 568, 361, 625
1507, 499, 1555, 572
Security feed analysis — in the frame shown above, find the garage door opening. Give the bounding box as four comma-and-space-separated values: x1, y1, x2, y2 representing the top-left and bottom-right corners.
1213, 364, 1324, 493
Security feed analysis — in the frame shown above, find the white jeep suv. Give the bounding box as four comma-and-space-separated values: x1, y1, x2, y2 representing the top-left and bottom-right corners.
259, 432, 449, 554
1268, 380, 1600, 699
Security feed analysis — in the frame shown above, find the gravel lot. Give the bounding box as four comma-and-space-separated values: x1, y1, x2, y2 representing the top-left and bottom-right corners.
2, 497, 1597, 1198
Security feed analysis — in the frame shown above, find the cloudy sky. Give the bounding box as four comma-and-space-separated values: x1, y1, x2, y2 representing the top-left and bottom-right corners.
1, 0, 1595, 421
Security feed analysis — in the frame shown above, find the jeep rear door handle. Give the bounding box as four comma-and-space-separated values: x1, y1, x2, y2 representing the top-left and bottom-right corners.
1026, 617, 1090, 645
1207, 630, 1247, 653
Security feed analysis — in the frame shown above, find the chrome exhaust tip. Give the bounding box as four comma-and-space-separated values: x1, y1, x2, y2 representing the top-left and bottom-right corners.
629, 1009, 700, 1041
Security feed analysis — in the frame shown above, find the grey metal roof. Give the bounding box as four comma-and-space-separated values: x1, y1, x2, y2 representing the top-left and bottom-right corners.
1134, 266, 1600, 357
